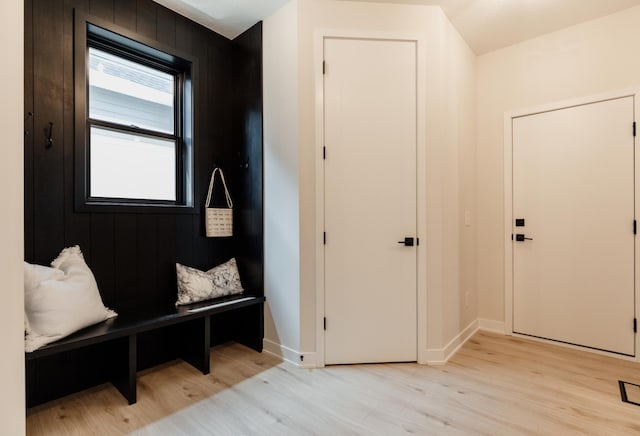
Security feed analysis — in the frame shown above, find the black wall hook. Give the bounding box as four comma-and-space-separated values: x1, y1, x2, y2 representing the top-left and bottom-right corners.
46, 122, 53, 148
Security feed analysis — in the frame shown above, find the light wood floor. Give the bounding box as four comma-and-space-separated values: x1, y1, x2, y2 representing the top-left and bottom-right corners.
26, 331, 640, 435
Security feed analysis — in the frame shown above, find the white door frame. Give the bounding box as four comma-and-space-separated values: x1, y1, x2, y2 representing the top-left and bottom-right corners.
503, 88, 640, 361
314, 29, 428, 367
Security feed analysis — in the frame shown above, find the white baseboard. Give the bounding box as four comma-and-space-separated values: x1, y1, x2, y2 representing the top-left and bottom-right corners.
262, 339, 300, 365
262, 339, 320, 368
478, 319, 505, 334
265, 318, 505, 367
299, 352, 319, 369
425, 319, 478, 365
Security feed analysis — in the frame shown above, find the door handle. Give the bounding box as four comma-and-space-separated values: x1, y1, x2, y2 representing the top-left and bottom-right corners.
515, 234, 533, 242
398, 237, 414, 246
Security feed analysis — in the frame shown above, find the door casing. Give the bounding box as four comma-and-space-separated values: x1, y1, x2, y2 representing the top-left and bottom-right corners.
314, 29, 428, 367
503, 88, 640, 361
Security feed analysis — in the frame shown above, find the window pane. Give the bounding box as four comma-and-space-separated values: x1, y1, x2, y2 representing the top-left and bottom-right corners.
90, 126, 176, 201
89, 47, 175, 134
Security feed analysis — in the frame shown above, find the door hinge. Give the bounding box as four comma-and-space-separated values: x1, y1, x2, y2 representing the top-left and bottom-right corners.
323, 232, 326, 244
634, 318, 637, 333
416, 237, 419, 246
323, 146, 326, 160
634, 220, 637, 235
323, 60, 326, 75
634, 121, 636, 137
324, 317, 327, 330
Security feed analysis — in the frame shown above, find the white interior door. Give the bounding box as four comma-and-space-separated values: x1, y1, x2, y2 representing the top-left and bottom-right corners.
323, 37, 417, 365
512, 96, 636, 356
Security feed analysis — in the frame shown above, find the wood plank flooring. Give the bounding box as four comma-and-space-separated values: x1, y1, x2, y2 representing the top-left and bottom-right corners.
26, 331, 640, 435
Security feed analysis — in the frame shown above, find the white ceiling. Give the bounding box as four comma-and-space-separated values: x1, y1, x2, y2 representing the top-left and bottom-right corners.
154, 0, 640, 54
356, 0, 640, 54
152, 0, 290, 39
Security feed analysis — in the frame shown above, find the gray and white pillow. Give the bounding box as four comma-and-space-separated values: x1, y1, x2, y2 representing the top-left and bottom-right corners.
176, 258, 244, 306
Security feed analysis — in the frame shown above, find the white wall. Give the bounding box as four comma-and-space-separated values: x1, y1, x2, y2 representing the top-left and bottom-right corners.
264, 0, 477, 362
263, 0, 301, 361
477, 6, 640, 323
0, 0, 25, 434
443, 14, 477, 347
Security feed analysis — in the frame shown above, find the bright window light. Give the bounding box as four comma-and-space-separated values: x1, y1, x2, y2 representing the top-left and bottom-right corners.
90, 126, 176, 201
89, 47, 175, 133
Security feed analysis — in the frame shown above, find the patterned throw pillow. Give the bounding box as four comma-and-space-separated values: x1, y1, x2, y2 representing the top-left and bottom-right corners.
175, 258, 244, 306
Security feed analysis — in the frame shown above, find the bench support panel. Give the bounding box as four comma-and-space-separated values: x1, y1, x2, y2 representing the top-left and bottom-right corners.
180, 316, 211, 375
109, 334, 137, 405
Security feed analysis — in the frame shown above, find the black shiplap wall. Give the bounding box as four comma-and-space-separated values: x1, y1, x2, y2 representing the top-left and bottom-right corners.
25, 0, 263, 407
24, 0, 263, 312
232, 22, 264, 295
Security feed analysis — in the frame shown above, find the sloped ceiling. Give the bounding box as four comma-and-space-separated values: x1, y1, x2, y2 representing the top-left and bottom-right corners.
152, 0, 290, 39
351, 0, 640, 54
154, 0, 640, 54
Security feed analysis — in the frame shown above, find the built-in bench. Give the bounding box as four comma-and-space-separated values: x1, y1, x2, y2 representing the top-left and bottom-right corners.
25, 294, 265, 406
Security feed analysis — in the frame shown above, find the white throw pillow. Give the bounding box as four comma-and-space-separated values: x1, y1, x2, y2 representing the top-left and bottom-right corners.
176, 258, 244, 306
24, 245, 117, 352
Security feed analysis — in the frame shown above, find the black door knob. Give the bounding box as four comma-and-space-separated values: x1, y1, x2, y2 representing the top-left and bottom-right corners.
398, 237, 414, 246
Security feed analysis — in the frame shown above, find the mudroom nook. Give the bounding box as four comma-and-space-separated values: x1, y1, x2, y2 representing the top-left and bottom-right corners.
23, 0, 264, 408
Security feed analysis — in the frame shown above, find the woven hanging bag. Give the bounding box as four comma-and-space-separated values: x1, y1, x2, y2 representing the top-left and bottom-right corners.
205, 168, 233, 237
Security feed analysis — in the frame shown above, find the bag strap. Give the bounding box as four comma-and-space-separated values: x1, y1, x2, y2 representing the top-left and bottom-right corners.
205, 168, 233, 209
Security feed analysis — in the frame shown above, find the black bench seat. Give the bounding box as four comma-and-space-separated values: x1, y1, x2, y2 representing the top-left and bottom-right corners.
25, 294, 265, 406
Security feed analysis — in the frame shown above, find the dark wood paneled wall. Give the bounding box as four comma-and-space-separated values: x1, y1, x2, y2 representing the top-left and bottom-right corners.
232, 22, 264, 295
25, 0, 263, 309
24, 0, 263, 406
